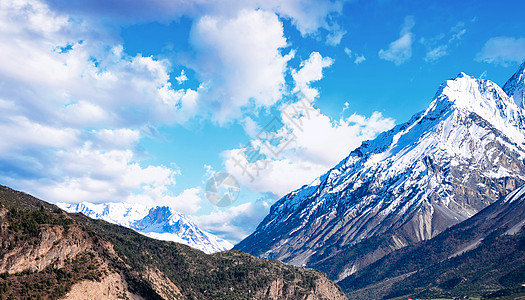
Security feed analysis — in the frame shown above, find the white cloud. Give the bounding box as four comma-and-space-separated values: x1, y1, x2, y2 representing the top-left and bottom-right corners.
476, 36, 525, 66
0, 0, 200, 212
224, 100, 395, 197
92, 128, 141, 149
292, 52, 333, 100
12, 141, 202, 213
421, 21, 467, 63
260, 0, 344, 38
175, 70, 188, 84
193, 200, 271, 242
17, 143, 176, 202
189, 9, 293, 123
344, 47, 366, 64
46, 0, 345, 42
221, 52, 394, 197
424, 45, 448, 62
354, 55, 366, 64
0, 116, 78, 153
378, 16, 415, 65
450, 22, 467, 42
479, 70, 488, 79
326, 27, 346, 46
241, 117, 261, 139
0, 1, 198, 128
60, 101, 108, 127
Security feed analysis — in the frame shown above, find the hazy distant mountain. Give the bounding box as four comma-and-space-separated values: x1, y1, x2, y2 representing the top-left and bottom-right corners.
235, 62, 525, 282
58, 201, 232, 254
0, 185, 346, 299
340, 184, 525, 299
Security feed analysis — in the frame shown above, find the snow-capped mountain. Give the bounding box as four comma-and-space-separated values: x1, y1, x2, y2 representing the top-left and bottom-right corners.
234, 63, 525, 282
58, 202, 232, 254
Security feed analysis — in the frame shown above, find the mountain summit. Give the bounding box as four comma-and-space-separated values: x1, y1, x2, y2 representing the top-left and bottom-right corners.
503, 61, 525, 108
58, 202, 232, 254
235, 64, 525, 282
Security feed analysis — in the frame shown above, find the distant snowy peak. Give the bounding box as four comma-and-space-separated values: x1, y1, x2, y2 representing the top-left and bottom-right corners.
57, 202, 232, 254
503, 61, 525, 108
61, 201, 149, 227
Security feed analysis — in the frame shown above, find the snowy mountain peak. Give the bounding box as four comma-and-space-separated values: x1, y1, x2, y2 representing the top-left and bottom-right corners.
503, 60, 525, 108
58, 202, 232, 254
429, 72, 525, 144
235, 64, 525, 281
437, 72, 511, 109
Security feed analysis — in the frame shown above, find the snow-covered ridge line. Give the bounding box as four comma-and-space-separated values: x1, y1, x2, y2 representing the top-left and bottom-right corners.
235, 62, 525, 281
57, 201, 232, 254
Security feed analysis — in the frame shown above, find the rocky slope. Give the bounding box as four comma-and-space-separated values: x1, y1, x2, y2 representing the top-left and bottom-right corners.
0, 185, 346, 299
58, 202, 232, 254
235, 63, 525, 282
340, 184, 525, 299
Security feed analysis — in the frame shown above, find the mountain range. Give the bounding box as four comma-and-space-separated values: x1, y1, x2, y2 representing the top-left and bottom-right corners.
0, 185, 345, 299
235, 62, 525, 284
58, 202, 232, 254
4, 62, 525, 299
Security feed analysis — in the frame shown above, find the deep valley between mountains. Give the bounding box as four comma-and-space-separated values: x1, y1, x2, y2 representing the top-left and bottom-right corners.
3, 62, 525, 299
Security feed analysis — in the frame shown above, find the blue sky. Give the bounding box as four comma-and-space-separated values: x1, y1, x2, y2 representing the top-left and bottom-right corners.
1, 0, 525, 243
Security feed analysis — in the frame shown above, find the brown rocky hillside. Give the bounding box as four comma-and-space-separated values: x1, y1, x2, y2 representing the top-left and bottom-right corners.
0, 185, 346, 300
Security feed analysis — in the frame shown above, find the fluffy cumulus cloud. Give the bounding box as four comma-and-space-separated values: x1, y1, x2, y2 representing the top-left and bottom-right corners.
223, 103, 395, 197
0, 0, 199, 127
259, 0, 344, 38
222, 53, 395, 197
292, 52, 334, 100
476, 36, 525, 66
45, 0, 345, 48
379, 16, 415, 65
4, 0, 346, 127
0, 0, 201, 212
189, 9, 293, 123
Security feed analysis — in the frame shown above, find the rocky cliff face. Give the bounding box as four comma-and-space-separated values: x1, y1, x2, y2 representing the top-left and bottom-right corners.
340, 184, 525, 299
235, 64, 525, 282
0, 185, 345, 300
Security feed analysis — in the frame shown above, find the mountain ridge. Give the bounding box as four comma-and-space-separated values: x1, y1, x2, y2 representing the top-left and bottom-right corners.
58, 201, 232, 254
235, 63, 525, 282
0, 184, 346, 299
340, 184, 525, 299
